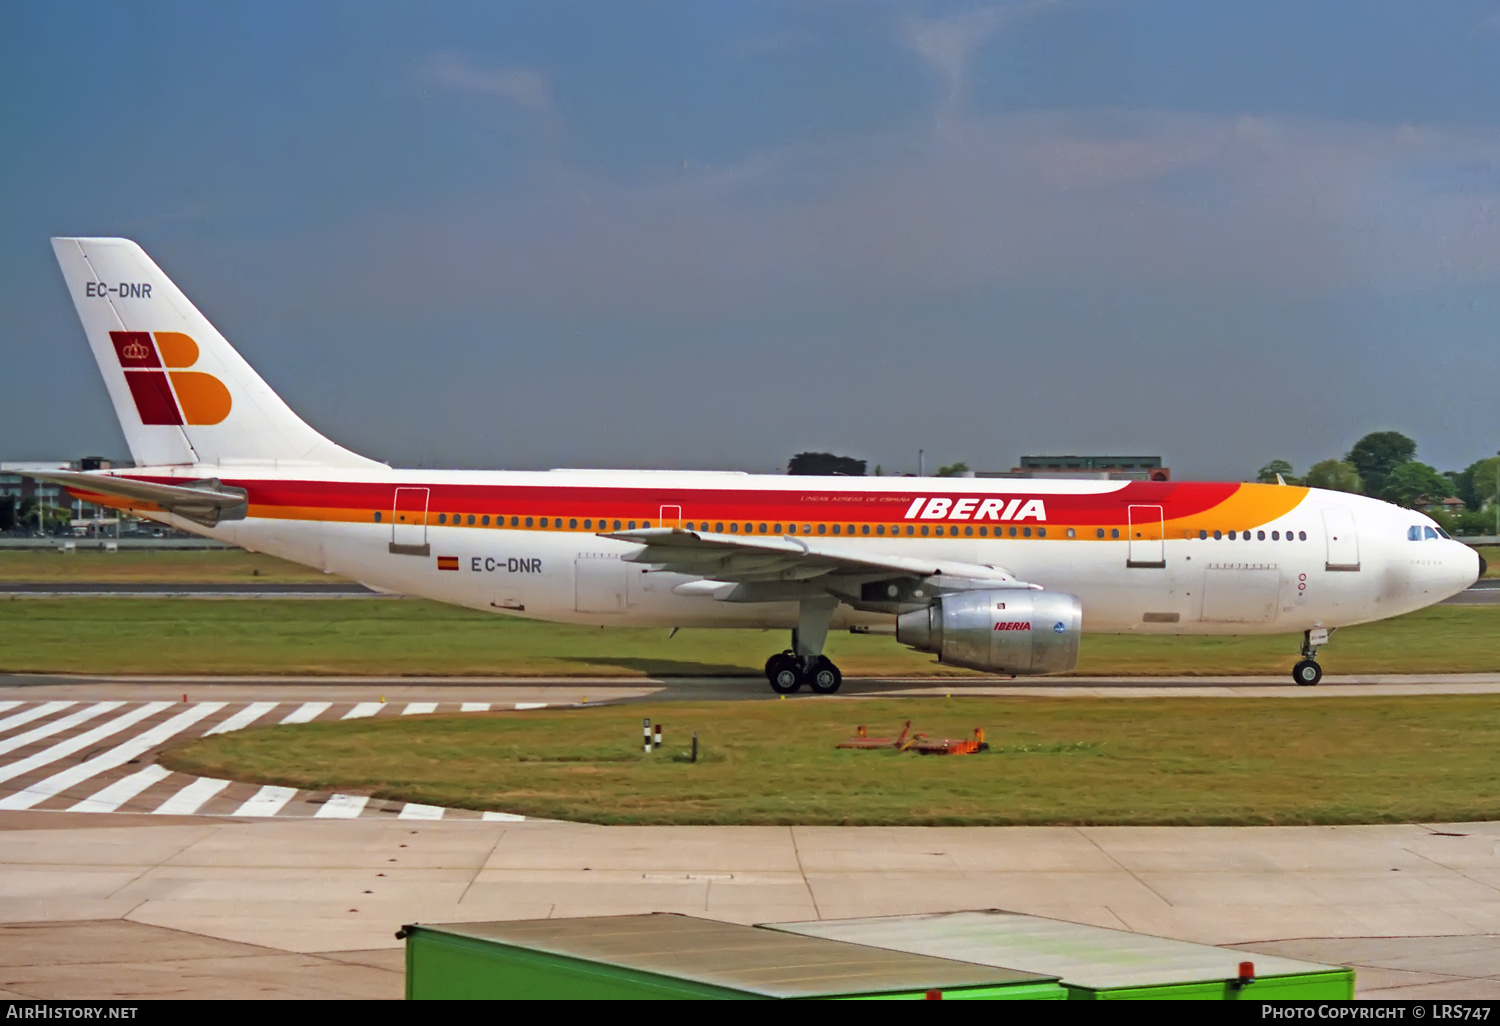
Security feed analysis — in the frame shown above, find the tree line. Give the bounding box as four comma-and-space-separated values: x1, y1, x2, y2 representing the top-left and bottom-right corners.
1258, 431, 1500, 536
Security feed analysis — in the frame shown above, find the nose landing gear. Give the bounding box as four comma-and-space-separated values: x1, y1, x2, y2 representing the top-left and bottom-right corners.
1293, 627, 1330, 686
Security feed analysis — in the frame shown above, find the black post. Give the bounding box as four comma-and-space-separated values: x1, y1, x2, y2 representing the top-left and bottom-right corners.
691, 732, 698, 763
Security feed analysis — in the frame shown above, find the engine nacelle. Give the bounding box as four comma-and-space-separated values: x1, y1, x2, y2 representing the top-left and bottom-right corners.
896, 590, 1083, 674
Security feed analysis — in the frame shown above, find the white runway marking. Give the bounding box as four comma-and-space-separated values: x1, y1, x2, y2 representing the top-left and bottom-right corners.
398, 803, 445, 820
233, 785, 298, 817
0, 703, 164, 787
0, 702, 120, 757
0, 701, 20, 716
342, 703, 383, 720
0, 703, 226, 810
514, 702, 548, 711
203, 702, 278, 736
459, 703, 491, 712
67, 764, 173, 813
0, 701, 77, 738
314, 794, 369, 819
401, 702, 438, 715
154, 776, 230, 815
279, 702, 331, 724
482, 811, 526, 822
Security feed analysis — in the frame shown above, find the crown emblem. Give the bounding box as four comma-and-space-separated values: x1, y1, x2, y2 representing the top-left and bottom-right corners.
121, 339, 149, 360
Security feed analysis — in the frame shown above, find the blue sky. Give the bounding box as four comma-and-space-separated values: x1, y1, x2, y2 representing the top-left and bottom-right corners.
2, 1, 1498, 477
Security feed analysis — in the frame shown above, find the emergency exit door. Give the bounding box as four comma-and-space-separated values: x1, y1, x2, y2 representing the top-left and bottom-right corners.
390, 487, 430, 556
1127, 504, 1166, 568
1323, 507, 1360, 571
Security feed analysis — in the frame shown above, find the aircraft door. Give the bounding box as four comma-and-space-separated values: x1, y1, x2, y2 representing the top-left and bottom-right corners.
1127, 505, 1166, 568
575, 555, 627, 613
659, 505, 682, 528
390, 487, 430, 556
1323, 507, 1360, 571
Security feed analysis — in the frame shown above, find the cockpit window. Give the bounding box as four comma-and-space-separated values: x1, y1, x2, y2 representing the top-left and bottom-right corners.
1408, 525, 1422, 541
1437, 527, 1452, 539
1424, 526, 1440, 540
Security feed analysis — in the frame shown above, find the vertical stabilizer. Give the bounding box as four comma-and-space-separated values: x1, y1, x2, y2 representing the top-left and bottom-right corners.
51, 237, 382, 469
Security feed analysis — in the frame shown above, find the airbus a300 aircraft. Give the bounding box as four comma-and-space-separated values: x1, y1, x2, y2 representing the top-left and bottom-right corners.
26, 238, 1483, 693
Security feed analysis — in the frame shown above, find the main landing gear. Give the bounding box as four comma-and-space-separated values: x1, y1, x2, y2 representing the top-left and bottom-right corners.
763, 597, 843, 695
1292, 627, 1330, 687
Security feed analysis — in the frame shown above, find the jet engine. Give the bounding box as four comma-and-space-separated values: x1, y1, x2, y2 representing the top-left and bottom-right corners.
896, 590, 1083, 674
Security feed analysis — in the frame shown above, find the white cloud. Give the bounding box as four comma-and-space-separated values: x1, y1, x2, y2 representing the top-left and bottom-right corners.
419, 52, 554, 113
897, 2, 1056, 127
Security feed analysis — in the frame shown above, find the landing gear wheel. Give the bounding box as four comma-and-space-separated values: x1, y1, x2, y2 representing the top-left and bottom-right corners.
767, 653, 802, 694
808, 657, 842, 695
1293, 659, 1323, 687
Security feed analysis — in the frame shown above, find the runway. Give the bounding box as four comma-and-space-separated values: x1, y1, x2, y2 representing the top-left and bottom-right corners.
1, 675, 1497, 999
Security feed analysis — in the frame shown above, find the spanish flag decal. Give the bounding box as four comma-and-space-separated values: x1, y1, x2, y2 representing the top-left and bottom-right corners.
437, 556, 460, 571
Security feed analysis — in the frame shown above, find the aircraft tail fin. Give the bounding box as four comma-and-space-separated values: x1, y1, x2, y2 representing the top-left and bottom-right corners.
50, 237, 382, 470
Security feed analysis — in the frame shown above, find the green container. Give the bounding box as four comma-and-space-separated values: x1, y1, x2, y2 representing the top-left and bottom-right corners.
402, 913, 1066, 1000
765, 911, 1355, 1001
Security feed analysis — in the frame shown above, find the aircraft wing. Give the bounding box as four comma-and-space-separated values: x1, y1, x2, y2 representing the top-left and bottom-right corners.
602, 526, 1034, 590
19, 470, 248, 527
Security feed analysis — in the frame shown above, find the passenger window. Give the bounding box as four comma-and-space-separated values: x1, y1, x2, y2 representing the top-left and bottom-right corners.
965, 526, 974, 537
818, 524, 827, 535
847, 525, 854, 535
1111, 529, 1120, 539
374, 511, 382, 523
1067, 528, 1076, 538
1257, 530, 1265, 540
1198, 530, 1207, 540
861, 524, 870, 535
1424, 526, 1440, 540
921, 526, 930, 536
628, 521, 636, 530
774, 523, 782, 534
876, 525, 885, 535
759, 524, 768, 534
1023, 527, 1033, 538
905, 525, 914, 535
1038, 528, 1047, 538
788, 524, 797, 534
804, 524, 812, 534
715, 522, 724, 533
831, 524, 841, 535
1009, 526, 1018, 538
612, 520, 621, 530
437, 513, 447, 524
569, 518, 578, 529
1097, 529, 1106, 539
728, 523, 737, 533
1271, 530, 1279, 540
524, 517, 533, 527
1244, 531, 1252, 540
1298, 531, 1306, 541
544, 517, 552, 528
582, 519, 590, 529
1213, 530, 1222, 540
465, 514, 473, 526
979, 527, 988, 537
1228, 530, 1236, 540
481, 515, 489, 526
511, 517, 519, 527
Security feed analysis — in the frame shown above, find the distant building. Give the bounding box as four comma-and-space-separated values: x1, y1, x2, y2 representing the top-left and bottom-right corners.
977, 455, 1170, 482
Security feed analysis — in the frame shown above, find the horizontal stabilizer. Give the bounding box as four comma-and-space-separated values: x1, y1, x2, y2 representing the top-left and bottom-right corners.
26, 470, 248, 527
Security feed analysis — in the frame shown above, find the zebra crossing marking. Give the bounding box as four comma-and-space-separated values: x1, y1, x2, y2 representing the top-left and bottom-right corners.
280, 702, 331, 724
0, 700, 541, 822
0, 702, 118, 757
154, 776, 230, 815
0, 703, 165, 787
234, 784, 298, 817
314, 793, 369, 819
0, 702, 226, 810
515, 702, 548, 711
68, 764, 174, 813
399, 803, 445, 820
204, 701, 277, 736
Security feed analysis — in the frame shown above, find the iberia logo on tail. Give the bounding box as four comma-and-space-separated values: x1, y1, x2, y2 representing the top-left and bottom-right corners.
109, 331, 231, 426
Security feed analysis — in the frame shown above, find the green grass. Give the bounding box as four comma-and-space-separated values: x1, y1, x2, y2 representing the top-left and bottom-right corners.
1, 599, 1497, 676
160, 695, 1500, 825
0, 550, 334, 583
